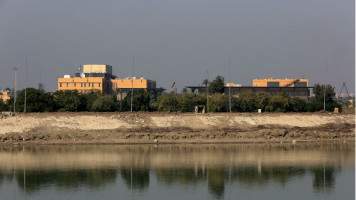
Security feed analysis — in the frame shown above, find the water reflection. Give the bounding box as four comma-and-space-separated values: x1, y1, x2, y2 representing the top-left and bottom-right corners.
0, 143, 353, 199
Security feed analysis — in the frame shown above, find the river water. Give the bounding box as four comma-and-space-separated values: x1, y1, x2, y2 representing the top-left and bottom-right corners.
0, 143, 354, 200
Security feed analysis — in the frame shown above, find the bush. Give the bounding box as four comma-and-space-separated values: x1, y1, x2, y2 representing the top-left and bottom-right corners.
157, 93, 180, 112
266, 93, 290, 112
238, 92, 257, 112
80, 91, 101, 111
122, 89, 151, 111
91, 95, 116, 112
288, 98, 307, 112
16, 88, 56, 112
0, 99, 8, 112
53, 90, 81, 112
208, 93, 228, 112
179, 93, 206, 112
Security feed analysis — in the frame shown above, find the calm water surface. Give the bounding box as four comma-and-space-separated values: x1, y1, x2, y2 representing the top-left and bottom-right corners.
0, 143, 354, 200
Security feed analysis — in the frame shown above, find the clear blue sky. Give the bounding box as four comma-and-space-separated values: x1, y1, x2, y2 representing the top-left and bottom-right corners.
0, 0, 354, 93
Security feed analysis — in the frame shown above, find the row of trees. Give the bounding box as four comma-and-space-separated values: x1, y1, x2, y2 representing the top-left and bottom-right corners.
0, 88, 342, 113
156, 90, 341, 112
0, 76, 344, 113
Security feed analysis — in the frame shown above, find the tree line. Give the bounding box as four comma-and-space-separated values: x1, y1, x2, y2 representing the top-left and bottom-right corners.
0, 76, 344, 113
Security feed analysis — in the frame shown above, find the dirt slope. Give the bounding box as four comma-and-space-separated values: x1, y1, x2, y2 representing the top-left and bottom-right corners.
0, 112, 354, 144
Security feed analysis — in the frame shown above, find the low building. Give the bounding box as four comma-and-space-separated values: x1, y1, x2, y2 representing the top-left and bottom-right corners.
186, 77, 311, 100
0, 91, 10, 102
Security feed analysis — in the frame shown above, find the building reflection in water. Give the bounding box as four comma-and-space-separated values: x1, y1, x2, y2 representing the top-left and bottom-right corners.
0, 143, 353, 199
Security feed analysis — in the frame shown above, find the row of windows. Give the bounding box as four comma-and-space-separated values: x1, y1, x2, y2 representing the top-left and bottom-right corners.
228, 91, 308, 96
60, 83, 101, 88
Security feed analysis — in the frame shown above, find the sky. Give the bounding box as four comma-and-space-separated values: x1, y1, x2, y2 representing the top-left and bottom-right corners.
0, 0, 354, 93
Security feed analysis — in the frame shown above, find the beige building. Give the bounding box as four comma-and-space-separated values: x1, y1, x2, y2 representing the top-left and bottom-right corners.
58, 64, 158, 95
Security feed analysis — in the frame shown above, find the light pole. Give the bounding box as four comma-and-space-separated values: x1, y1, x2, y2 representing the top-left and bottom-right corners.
12, 67, 17, 113
206, 70, 209, 113
228, 57, 231, 112
24, 54, 27, 113
131, 56, 134, 112
323, 60, 327, 111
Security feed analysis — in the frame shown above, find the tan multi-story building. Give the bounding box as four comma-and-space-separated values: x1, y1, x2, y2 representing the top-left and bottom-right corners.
252, 77, 308, 87
57, 64, 158, 95
0, 91, 10, 102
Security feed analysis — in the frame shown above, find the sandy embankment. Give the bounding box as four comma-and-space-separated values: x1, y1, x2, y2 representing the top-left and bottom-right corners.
0, 112, 354, 144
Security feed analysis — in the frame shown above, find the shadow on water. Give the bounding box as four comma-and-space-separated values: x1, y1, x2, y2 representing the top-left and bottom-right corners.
0, 143, 353, 199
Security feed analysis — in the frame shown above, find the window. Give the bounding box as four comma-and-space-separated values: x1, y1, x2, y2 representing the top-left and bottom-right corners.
81, 83, 83, 87
92, 83, 94, 87
67, 83, 68, 87
294, 82, 307, 87
267, 82, 279, 87
60, 83, 62, 87
88, 83, 90, 87
74, 83, 76, 87
98, 83, 101, 87
84, 83, 86, 87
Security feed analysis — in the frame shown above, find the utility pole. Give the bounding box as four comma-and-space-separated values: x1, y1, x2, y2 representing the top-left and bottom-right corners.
228, 57, 231, 112
323, 60, 327, 111
131, 56, 134, 112
12, 68, 17, 113
206, 70, 209, 113
24, 54, 27, 113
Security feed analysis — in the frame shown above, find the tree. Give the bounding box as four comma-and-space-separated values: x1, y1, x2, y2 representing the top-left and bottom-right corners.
53, 90, 81, 112
0, 99, 8, 111
179, 92, 206, 112
91, 95, 116, 112
255, 92, 270, 111
209, 76, 225, 94
202, 79, 210, 87
208, 93, 228, 112
157, 93, 180, 112
289, 98, 307, 112
122, 89, 151, 111
266, 92, 290, 112
238, 92, 257, 112
80, 91, 101, 111
313, 84, 336, 103
16, 88, 56, 112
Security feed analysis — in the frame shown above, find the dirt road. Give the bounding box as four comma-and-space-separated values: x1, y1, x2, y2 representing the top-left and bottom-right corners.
0, 112, 354, 144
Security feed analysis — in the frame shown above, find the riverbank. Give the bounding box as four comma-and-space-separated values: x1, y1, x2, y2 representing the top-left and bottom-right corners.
0, 112, 354, 144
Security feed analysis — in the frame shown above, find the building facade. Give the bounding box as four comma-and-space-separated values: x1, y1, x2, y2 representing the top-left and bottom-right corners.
252, 77, 308, 87
57, 64, 159, 96
186, 77, 311, 100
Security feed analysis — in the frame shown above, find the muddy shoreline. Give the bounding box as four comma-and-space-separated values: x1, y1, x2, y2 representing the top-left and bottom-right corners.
0, 112, 354, 145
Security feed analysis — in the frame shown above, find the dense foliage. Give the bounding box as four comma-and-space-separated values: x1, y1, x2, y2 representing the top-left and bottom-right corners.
0, 83, 343, 113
